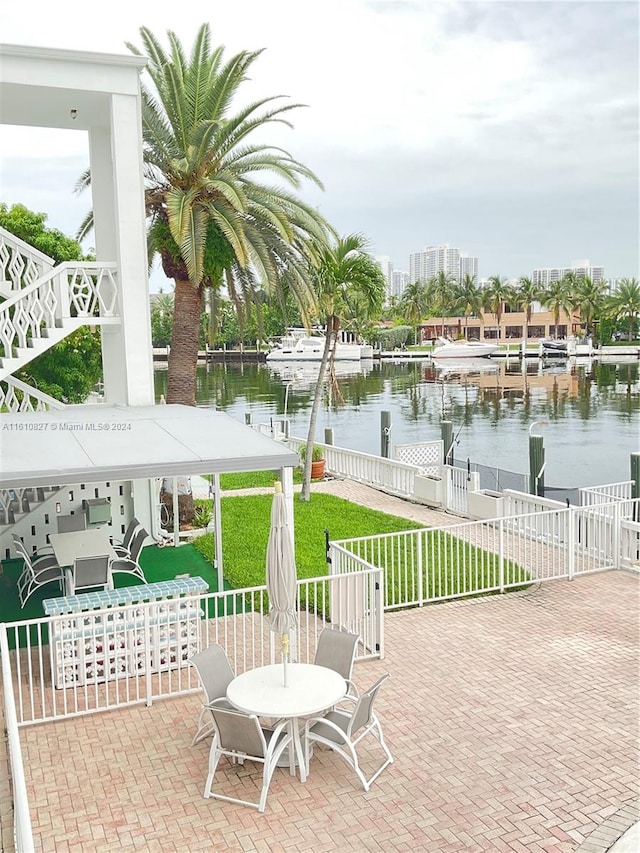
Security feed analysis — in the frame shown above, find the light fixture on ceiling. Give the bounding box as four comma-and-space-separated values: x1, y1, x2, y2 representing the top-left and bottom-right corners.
70, 108, 78, 120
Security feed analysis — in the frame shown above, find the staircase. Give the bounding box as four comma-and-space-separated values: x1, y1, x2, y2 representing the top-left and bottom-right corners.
0, 226, 121, 383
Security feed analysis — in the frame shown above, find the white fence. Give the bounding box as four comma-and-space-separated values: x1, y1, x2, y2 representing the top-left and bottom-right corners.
2, 566, 382, 728
620, 519, 640, 571
579, 481, 634, 505
334, 499, 639, 611
286, 436, 418, 499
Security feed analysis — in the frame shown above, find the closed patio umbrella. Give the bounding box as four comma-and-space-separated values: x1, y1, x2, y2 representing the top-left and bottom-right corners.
266, 481, 299, 686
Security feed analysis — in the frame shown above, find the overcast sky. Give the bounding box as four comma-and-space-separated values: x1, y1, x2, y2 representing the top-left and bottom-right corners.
1, 0, 638, 290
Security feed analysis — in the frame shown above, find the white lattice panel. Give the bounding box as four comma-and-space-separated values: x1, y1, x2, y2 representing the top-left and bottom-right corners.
395, 440, 443, 475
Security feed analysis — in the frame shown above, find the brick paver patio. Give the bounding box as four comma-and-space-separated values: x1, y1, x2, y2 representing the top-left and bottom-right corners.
15, 568, 639, 852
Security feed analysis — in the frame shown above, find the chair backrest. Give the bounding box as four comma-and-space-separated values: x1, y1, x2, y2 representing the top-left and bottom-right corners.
73, 555, 111, 590
209, 706, 267, 758
314, 628, 359, 681
57, 513, 87, 533
189, 645, 234, 704
122, 517, 141, 550
127, 526, 149, 562
348, 674, 390, 737
12, 535, 33, 568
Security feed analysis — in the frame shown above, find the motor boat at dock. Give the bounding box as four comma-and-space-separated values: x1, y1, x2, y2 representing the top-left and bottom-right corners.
431, 337, 500, 359
266, 331, 372, 362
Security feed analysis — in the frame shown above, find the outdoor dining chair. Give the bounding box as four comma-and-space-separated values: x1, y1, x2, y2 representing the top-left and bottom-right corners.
313, 627, 360, 699
15, 541, 65, 608
109, 525, 148, 584
56, 513, 87, 534
69, 555, 113, 596
304, 673, 393, 791
189, 645, 235, 745
111, 517, 141, 558
203, 700, 292, 812
12, 533, 55, 569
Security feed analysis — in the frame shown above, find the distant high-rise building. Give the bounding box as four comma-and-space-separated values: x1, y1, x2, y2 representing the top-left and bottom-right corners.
533, 259, 605, 287
459, 256, 478, 281
391, 270, 410, 297
374, 255, 393, 302
409, 244, 477, 283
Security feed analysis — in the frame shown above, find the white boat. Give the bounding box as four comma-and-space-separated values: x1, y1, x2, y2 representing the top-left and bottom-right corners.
431, 337, 499, 359
266, 332, 369, 362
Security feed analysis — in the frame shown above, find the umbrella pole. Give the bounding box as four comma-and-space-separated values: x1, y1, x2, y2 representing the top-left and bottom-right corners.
282, 632, 289, 687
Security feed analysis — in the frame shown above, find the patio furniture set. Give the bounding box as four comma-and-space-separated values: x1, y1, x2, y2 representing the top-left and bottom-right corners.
189, 628, 394, 813
14, 515, 148, 606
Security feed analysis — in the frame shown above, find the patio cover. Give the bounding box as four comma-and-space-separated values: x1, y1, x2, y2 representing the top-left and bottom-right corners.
0, 404, 299, 489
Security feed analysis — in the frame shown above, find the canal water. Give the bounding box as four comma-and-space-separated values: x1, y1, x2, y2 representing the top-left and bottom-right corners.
154, 357, 639, 489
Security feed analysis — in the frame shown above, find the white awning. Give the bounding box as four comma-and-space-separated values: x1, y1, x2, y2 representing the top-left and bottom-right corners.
0, 404, 299, 489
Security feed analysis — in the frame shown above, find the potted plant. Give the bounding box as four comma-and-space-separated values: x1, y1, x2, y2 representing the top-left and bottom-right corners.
299, 444, 326, 480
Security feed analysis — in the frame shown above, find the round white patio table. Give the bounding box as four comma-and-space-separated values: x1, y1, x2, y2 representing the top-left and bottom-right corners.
226, 663, 346, 783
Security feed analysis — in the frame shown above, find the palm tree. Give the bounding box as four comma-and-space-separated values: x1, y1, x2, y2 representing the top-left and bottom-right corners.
454, 274, 483, 339
78, 24, 333, 406
398, 281, 430, 344
429, 270, 457, 337
608, 277, 640, 341
301, 235, 385, 501
540, 278, 573, 338
515, 276, 541, 343
482, 275, 513, 341
572, 275, 608, 338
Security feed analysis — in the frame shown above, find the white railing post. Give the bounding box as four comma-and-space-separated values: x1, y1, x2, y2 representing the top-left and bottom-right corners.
0, 626, 35, 853
375, 569, 385, 659
613, 502, 621, 569
567, 507, 575, 580
498, 518, 505, 593
417, 530, 424, 605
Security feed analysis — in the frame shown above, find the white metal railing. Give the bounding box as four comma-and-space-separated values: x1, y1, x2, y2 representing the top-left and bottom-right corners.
334, 500, 639, 610
287, 435, 417, 498
0, 376, 66, 413
444, 464, 480, 515
579, 481, 634, 505
620, 519, 640, 570
503, 489, 568, 516
0, 226, 54, 296
0, 626, 35, 852
4, 567, 382, 727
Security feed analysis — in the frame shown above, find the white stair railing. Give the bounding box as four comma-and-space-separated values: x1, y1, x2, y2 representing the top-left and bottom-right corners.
0, 376, 65, 412
0, 226, 54, 296
0, 261, 120, 379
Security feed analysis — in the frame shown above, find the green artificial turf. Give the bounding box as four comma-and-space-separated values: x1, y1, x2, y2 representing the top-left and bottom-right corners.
0, 543, 224, 630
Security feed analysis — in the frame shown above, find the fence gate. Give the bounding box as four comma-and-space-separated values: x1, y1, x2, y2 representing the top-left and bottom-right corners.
327, 545, 383, 658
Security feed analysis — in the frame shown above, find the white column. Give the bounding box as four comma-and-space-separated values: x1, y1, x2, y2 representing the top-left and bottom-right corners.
89, 92, 154, 406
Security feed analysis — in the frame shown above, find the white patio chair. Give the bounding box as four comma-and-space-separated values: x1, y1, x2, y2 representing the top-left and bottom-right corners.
69, 555, 113, 596
304, 673, 393, 791
203, 700, 292, 813
56, 513, 87, 533
109, 525, 148, 583
12, 533, 55, 568
313, 627, 360, 699
16, 545, 65, 608
188, 645, 235, 745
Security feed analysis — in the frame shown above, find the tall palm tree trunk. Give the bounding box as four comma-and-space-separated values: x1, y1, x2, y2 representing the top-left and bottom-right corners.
167, 279, 202, 406
166, 278, 201, 523
301, 319, 333, 502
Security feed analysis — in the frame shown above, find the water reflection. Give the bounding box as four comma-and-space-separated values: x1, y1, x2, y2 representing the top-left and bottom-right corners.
154, 356, 639, 487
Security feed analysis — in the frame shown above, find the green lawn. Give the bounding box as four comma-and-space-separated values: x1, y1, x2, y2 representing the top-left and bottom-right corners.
193, 493, 529, 614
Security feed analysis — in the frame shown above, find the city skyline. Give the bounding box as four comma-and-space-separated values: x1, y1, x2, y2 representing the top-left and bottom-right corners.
0, 1, 638, 289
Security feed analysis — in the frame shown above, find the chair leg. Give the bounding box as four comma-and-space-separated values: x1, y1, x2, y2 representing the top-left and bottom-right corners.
203, 736, 221, 798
